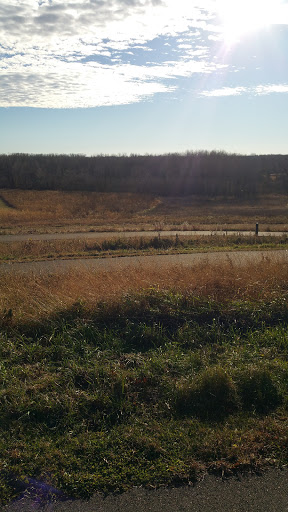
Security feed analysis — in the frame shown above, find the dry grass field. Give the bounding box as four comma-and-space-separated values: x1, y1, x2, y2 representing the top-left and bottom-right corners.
0, 189, 287, 234
1, 251, 287, 326
2, 185, 288, 504
1, 234, 288, 263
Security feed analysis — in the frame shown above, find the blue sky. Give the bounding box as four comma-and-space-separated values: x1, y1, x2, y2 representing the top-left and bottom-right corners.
1, 0, 288, 155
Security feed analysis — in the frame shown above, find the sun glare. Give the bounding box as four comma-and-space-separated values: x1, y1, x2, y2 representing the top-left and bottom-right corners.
215, 0, 283, 44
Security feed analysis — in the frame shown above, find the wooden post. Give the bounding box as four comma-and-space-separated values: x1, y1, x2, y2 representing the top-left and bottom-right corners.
255, 223, 259, 236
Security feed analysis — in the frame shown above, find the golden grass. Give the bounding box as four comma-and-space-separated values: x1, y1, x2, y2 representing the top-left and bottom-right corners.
1, 189, 287, 234
0, 239, 90, 261
0, 234, 287, 263
1, 252, 287, 325
0, 190, 156, 230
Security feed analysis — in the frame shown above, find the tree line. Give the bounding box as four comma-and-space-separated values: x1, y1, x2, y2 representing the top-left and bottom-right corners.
0, 151, 288, 197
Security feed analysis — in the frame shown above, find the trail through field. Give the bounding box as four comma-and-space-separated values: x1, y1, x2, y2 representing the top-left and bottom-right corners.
0, 229, 287, 242
1, 249, 287, 274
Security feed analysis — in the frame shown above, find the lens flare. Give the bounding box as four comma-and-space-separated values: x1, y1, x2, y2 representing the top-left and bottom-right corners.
215, 0, 284, 44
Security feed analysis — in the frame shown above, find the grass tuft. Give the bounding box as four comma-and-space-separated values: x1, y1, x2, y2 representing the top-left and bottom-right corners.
236, 366, 282, 414
175, 368, 239, 421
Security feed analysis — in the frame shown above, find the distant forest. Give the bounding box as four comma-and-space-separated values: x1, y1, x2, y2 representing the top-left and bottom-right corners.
1, 151, 288, 198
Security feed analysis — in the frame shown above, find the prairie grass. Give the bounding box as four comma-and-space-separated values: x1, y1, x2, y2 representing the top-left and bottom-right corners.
1, 189, 287, 234
0, 190, 157, 231
1, 254, 288, 504
0, 251, 288, 326
1, 234, 288, 262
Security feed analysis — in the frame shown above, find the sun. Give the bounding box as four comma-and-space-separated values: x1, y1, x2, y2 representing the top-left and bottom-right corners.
215, 0, 282, 44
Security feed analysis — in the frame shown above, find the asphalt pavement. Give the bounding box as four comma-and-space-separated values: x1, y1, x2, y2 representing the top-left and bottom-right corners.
4, 469, 288, 512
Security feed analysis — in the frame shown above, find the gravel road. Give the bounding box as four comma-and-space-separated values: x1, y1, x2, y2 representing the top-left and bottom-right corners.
1, 230, 287, 242
1, 249, 287, 275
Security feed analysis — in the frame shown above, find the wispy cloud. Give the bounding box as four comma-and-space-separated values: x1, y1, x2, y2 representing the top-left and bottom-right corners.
0, 56, 225, 108
0, 67, 176, 109
255, 84, 288, 95
0, 0, 213, 49
200, 86, 248, 97
0, 0, 223, 107
201, 83, 288, 98
1, 0, 288, 108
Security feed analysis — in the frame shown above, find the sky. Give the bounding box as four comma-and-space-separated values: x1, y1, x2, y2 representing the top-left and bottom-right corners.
1, 0, 288, 155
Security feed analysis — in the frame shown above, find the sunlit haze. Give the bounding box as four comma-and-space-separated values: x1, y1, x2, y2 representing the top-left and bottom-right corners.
216, 0, 286, 44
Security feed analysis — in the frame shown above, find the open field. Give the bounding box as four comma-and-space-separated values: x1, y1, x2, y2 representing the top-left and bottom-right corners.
1, 253, 288, 505
1, 189, 288, 506
0, 189, 288, 234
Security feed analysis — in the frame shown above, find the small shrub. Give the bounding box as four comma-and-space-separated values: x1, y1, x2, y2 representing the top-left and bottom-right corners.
175, 367, 238, 421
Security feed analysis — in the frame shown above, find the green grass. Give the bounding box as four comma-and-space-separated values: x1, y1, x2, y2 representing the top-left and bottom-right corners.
1, 290, 288, 504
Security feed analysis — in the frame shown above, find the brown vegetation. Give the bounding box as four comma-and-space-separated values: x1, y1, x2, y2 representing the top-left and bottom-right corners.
0, 189, 287, 234
1, 252, 287, 325
1, 234, 288, 263
0, 190, 156, 231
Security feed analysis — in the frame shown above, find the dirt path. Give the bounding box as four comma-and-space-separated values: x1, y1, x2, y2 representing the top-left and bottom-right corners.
1, 230, 287, 242
1, 249, 287, 275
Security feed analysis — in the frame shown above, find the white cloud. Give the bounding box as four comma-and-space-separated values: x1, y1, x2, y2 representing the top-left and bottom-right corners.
0, 0, 212, 49
208, 34, 222, 41
0, 53, 222, 108
201, 83, 288, 97
3, 0, 287, 108
255, 84, 288, 95
0, 0, 222, 107
201, 86, 247, 97
0, 63, 176, 108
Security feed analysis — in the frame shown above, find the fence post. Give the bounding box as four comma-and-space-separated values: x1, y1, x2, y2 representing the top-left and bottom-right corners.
255, 223, 259, 236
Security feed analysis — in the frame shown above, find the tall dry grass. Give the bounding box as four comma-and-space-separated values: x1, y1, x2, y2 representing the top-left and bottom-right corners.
1, 252, 288, 325
0, 190, 156, 229
2, 234, 286, 262
0, 239, 90, 260
1, 189, 287, 233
